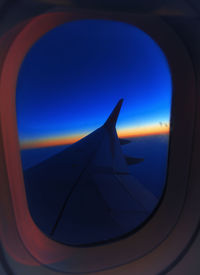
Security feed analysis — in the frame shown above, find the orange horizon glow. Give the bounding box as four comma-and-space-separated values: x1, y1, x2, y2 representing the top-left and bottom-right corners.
20, 124, 169, 150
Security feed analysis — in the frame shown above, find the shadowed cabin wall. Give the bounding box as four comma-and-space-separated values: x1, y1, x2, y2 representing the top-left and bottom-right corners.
0, 1, 200, 274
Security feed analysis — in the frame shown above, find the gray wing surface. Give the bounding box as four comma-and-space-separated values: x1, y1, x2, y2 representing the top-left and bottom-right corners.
24, 99, 158, 245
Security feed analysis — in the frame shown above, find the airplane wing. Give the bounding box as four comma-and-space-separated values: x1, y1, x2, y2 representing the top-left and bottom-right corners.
23, 99, 158, 245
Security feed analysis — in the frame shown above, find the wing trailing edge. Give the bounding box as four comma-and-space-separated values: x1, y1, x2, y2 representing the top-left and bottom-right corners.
125, 156, 144, 165
119, 138, 131, 145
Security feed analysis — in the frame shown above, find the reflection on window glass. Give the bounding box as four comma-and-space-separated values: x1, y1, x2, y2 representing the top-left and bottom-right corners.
16, 19, 172, 246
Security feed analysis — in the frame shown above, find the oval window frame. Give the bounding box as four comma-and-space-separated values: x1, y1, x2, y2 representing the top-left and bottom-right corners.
0, 9, 197, 274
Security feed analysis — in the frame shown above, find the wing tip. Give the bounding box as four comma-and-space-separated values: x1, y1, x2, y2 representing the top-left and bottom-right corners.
104, 98, 124, 129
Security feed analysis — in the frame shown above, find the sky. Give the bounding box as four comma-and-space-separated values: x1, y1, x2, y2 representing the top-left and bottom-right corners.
16, 19, 172, 149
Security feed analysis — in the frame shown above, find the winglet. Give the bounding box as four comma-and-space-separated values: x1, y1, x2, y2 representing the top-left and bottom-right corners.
104, 99, 123, 129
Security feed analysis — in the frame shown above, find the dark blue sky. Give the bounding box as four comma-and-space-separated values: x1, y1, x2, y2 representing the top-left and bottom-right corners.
16, 19, 172, 147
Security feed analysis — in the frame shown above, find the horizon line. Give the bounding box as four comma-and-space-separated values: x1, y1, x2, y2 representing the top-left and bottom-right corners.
20, 126, 169, 150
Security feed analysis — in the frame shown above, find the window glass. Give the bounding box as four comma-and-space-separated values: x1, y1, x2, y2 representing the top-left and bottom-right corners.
16, 19, 172, 246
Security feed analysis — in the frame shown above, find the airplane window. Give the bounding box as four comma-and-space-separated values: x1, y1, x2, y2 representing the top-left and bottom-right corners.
16, 19, 172, 246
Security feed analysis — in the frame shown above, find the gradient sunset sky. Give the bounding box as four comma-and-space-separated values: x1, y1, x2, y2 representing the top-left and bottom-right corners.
16, 19, 172, 149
